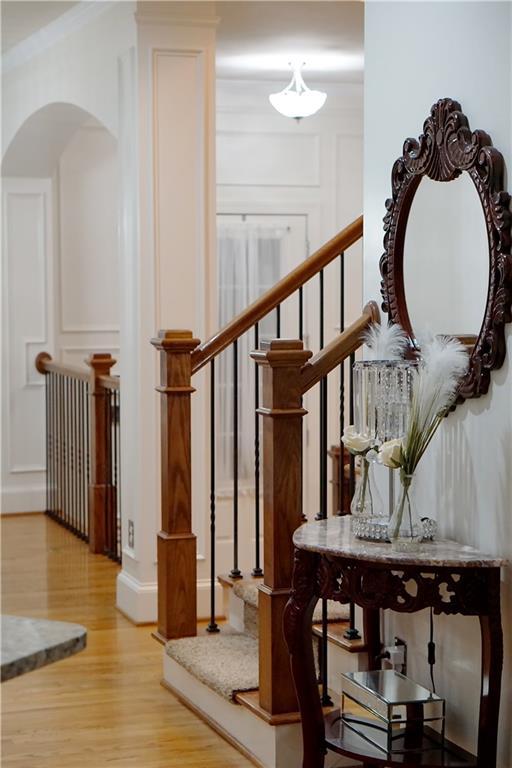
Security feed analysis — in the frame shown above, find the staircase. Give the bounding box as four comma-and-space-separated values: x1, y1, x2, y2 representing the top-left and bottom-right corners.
166, 576, 356, 703
151, 215, 380, 766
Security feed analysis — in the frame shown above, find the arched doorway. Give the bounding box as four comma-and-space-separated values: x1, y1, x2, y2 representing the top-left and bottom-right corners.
2, 102, 119, 514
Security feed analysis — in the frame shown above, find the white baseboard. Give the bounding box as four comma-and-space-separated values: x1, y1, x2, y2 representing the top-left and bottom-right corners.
116, 570, 158, 624
116, 573, 224, 625
1, 486, 46, 514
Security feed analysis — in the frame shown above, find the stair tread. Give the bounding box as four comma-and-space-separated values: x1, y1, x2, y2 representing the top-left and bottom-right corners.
312, 620, 367, 653
166, 630, 258, 701
230, 579, 349, 622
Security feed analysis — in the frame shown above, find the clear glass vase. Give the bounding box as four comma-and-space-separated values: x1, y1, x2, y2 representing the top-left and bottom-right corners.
387, 473, 423, 552
350, 458, 385, 539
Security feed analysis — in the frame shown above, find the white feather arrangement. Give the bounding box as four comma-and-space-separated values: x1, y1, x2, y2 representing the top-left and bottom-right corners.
364, 322, 409, 361
401, 335, 469, 474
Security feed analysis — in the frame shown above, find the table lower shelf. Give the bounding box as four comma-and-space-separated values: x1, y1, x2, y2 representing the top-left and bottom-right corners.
325, 711, 477, 767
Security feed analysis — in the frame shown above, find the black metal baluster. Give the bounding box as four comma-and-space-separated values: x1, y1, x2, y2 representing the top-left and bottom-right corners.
70, 378, 75, 533
298, 286, 304, 341
47, 373, 51, 517
68, 376, 72, 529
230, 340, 241, 579
77, 379, 83, 537
45, 371, 49, 515
77, 379, 81, 535
52, 372, 57, 519
74, 378, 79, 534
85, 381, 90, 541
106, 389, 112, 557
116, 389, 122, 562
316, 269, 327, 522
53, 373, 60, 518
113, 389, 119, 562
60, 375, 65, 525
66, 377, 71, 528
82, 380, 87, 539
207, 360, 219, 633
338, 254, 346, 517
276, 304, 281, 338
344, 350, 361, 641
318, 269, 332, 706
79, 380, 84, 539
53, 372, 57, 519
62, 376, 66, 526
252, 324, 262, 578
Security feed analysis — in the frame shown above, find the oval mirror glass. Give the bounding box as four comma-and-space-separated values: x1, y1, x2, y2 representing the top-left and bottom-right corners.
403, 173, 489, 340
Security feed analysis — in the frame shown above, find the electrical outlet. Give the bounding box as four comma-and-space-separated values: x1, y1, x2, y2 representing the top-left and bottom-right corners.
383, 637, 407, 675
128, 520, 134, 549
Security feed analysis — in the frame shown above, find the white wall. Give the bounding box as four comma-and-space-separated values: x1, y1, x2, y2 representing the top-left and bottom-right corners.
57, 125, 120, 369
1, 178, 54, 513
364, 3, 512, 764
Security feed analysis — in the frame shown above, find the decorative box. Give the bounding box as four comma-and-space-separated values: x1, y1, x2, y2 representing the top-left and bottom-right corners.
341, 670, 445, 754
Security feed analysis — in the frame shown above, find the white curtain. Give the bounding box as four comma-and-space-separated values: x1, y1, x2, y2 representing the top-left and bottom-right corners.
216, 222, 285, 490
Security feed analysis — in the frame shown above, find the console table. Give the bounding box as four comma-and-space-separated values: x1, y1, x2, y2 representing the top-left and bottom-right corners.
283, 517, 505, 768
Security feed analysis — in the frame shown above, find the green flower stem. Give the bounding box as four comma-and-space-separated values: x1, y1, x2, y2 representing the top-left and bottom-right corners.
390, 473, 413, 539
359, 460, 370, 514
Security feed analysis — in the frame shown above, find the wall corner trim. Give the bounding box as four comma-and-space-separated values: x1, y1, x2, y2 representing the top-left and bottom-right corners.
2, 1, 117, 75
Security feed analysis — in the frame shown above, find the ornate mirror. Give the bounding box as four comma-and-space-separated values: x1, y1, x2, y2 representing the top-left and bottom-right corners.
380, 98, 512, 402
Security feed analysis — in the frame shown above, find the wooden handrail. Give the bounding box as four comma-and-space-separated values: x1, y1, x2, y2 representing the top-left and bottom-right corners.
35, 352, 89, 382
191, 215, 363, 374
300, 301, 381, 394
98, 374, 120, 391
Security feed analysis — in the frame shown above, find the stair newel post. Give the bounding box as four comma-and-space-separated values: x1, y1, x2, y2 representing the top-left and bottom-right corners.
86, 353, 116, 554
252, 339, 313, 715
151, 330, 201, 642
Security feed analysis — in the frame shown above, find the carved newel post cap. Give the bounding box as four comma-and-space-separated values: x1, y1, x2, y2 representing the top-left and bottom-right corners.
251, 338, 313, 367
85, 353, 116, 376
150, 330, 201, 352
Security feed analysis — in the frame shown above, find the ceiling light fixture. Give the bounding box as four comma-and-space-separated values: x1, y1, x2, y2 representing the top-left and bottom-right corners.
269, 62, 327, 120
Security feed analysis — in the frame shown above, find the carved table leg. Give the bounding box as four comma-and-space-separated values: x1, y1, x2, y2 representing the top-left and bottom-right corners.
283, 548, 325, 768
477, 569, 503, 768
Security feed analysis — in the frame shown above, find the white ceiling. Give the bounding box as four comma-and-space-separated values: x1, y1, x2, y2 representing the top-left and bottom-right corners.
216, 2, 364, 82
1, 1, 364, 82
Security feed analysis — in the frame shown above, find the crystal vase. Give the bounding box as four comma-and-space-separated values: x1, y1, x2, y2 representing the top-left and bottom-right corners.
353, 360, 417, 444
387, 473, 423, 552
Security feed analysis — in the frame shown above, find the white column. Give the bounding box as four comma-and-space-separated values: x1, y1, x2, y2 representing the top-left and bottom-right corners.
116, 2, 217, 622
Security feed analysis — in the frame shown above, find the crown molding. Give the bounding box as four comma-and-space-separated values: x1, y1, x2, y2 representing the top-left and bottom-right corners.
2, 1, 117, 76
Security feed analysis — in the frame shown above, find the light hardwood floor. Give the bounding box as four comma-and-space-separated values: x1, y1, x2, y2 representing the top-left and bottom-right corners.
1, 514, 253, 768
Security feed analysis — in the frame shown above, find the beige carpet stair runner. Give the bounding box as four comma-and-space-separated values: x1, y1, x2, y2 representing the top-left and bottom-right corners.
166, 631, 259, 700
166, 579, 350, 702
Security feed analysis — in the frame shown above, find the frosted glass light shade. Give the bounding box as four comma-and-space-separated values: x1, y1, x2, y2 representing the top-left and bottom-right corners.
269, 64, 327, 119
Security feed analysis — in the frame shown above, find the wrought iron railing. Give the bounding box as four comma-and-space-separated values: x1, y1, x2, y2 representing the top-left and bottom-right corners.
36, 353, 121, 563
